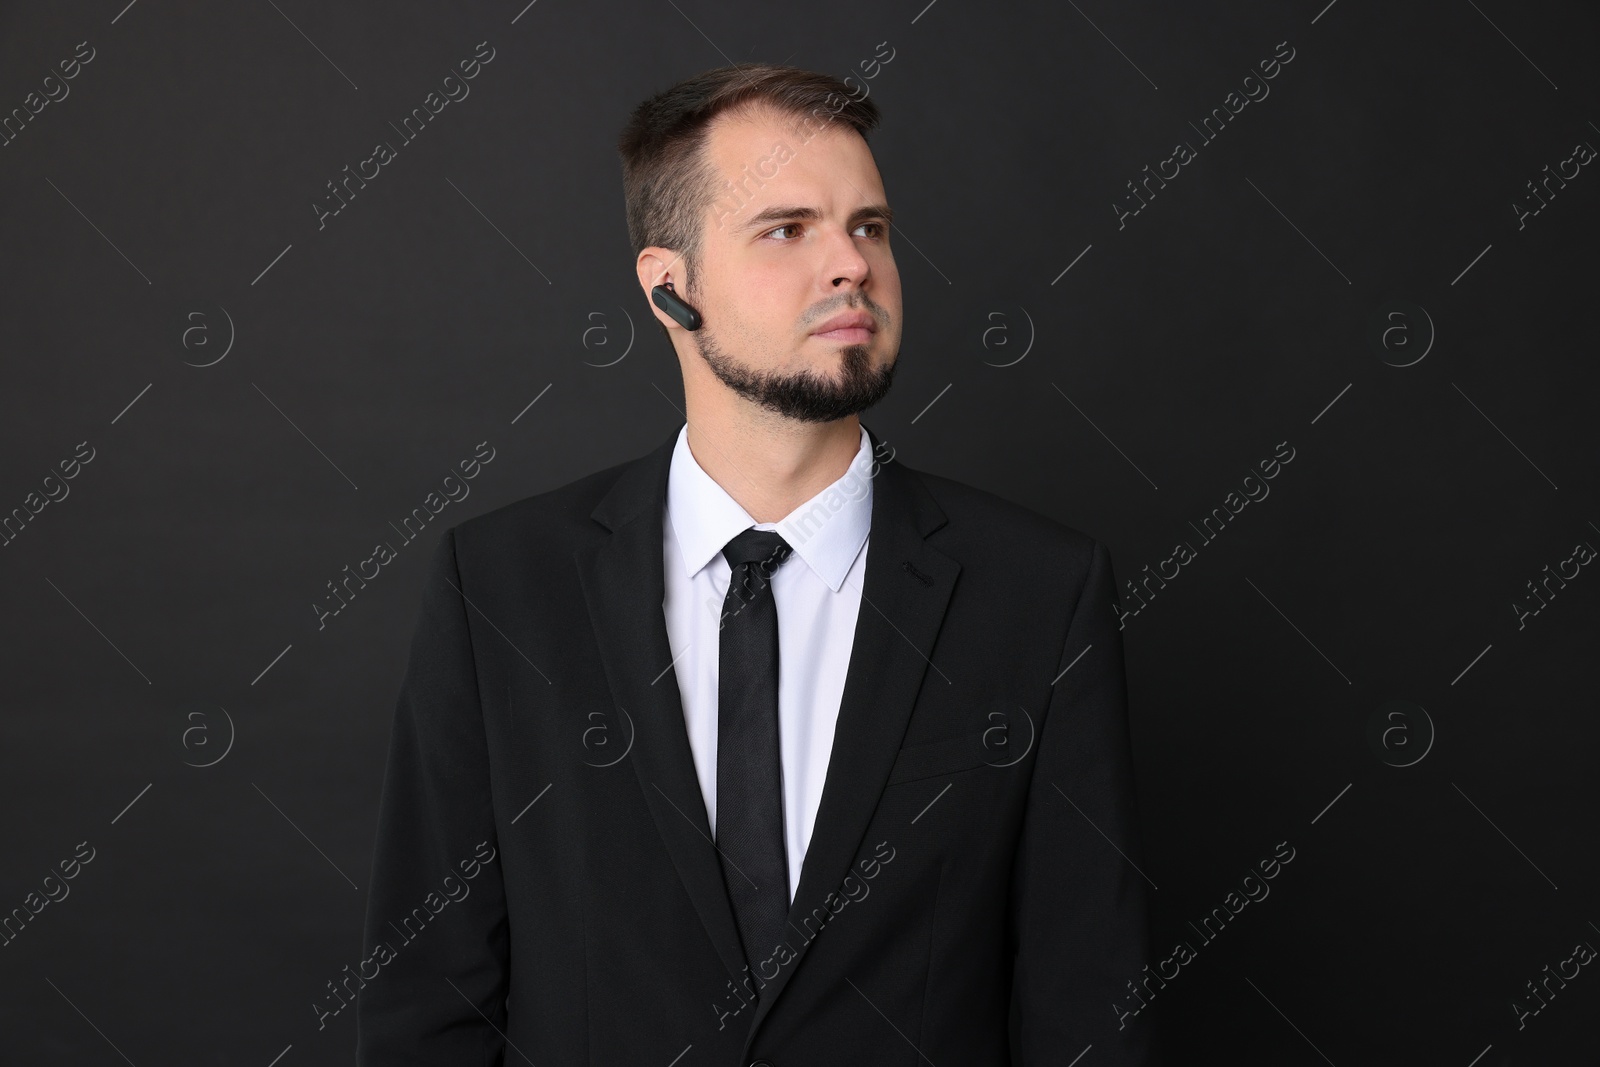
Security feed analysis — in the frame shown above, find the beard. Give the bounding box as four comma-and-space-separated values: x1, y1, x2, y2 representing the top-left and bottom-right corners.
693, 324, 897, 424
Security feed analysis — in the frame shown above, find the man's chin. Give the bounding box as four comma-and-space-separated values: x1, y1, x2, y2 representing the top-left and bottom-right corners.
697, 328, 895, 420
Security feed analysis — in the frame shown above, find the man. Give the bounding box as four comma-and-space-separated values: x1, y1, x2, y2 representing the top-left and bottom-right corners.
357, 63, 1155, 1065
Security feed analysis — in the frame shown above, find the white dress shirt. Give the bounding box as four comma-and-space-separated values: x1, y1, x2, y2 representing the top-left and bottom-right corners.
662, 422, 874, 904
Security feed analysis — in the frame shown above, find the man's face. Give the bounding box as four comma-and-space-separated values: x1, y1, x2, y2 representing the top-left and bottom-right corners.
683, 105, 902, 423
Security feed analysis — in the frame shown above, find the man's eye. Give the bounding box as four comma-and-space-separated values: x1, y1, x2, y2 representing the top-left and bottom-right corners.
765, 222, 887, 240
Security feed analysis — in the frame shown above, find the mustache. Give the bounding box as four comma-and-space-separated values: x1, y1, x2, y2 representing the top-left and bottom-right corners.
807, 297, 888, 329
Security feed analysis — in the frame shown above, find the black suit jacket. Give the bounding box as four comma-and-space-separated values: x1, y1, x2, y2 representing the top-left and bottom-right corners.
355, 422, 1155, 1066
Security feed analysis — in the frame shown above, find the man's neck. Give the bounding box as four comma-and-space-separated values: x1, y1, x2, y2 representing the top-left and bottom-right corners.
682, 408, 863, 525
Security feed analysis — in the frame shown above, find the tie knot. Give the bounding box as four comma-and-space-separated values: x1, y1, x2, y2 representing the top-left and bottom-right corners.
722, 527, 793, 573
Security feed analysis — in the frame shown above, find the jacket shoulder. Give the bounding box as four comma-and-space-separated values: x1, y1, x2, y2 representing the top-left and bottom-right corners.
907, 464, 1102, 574
446, 451, 638, 559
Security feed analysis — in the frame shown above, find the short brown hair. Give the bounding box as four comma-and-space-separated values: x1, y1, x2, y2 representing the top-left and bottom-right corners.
617, 64, 881, 304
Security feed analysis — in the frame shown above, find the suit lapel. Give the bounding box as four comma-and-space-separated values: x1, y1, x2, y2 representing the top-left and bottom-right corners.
741, 425, 958, 1051
574, 423, 960, 1050
574, 429, 752, 986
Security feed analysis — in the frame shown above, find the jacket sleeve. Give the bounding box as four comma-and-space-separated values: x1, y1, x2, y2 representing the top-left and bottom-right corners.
356, 527, 511, 1065
1010, 538, 1158, 1064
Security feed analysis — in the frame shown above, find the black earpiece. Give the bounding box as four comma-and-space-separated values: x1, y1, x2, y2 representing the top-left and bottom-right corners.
651, 282, 702, 332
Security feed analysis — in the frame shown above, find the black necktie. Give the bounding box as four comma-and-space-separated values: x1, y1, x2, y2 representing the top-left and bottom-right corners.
715, 527, 795, 986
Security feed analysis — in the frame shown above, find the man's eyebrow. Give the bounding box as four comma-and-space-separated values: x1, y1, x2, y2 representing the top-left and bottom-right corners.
738, 203, 895, 234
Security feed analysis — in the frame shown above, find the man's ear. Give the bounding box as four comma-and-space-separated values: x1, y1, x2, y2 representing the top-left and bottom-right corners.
637, 247, 689, 331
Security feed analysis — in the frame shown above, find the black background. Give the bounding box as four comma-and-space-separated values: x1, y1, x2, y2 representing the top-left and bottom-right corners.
1, 0, 1596, 1063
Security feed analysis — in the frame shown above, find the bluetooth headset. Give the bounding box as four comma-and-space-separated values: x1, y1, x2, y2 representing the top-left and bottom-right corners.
650, 280, 702, 332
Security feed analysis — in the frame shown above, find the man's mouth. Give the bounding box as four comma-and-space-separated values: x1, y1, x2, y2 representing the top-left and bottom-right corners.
810, 312, 876, 343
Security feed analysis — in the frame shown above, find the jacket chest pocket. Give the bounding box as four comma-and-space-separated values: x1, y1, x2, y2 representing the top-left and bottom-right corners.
886, 728, 1000, 785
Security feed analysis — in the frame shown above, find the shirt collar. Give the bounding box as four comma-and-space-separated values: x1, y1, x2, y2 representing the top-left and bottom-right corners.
666, 422, 874, 593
